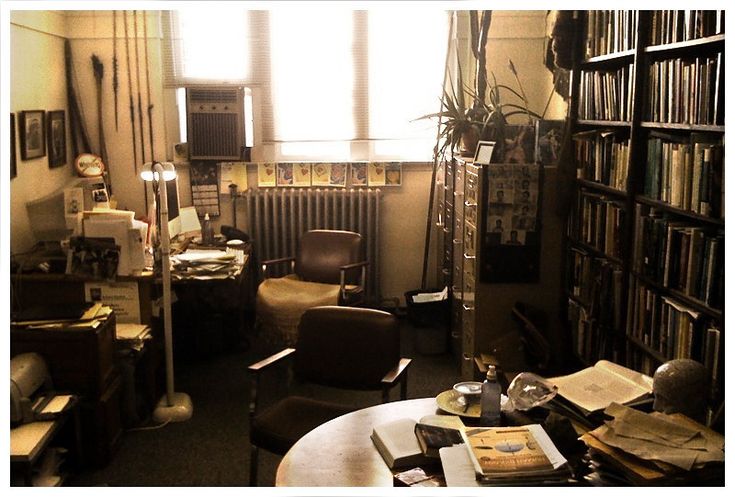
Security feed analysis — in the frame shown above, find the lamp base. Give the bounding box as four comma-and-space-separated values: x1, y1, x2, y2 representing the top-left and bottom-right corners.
152, 392, 193, 423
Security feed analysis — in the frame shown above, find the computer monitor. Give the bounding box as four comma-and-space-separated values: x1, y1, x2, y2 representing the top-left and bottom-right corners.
25, 177, 109, 242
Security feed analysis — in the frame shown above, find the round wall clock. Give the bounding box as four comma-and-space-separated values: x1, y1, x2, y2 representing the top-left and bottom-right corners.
75, 153, 105, 177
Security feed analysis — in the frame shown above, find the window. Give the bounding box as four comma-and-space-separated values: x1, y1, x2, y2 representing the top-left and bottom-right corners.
164, 9, 449, 160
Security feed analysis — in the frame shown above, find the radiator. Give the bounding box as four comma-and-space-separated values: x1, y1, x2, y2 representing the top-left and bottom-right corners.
243, 188, 381, 303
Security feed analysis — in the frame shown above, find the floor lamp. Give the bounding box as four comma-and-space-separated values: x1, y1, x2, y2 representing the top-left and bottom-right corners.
141, 162, 193, 423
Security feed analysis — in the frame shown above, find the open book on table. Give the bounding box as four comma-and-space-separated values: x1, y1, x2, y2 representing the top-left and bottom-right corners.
550, 360, 653, 415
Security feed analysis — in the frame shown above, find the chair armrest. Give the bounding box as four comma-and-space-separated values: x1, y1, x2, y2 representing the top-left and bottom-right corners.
248, 347, 296, 374
339, 260, 369, 271
339, 261, 369, 300
248, 348, 296, 418
381, 357, 412, 402
260, 256, 295, 279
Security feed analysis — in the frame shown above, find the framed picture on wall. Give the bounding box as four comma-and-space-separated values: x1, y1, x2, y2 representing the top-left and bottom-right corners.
10, 113, 17, 179
19, 110, 46, 160
47, 110, 66, 168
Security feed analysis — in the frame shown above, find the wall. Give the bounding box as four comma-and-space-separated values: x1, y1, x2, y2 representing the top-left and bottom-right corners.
9, 9, 559, 309
9, 11, 74, 253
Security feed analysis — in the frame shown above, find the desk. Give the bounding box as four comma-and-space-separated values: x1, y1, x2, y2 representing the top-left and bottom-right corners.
276, 398, 436, 487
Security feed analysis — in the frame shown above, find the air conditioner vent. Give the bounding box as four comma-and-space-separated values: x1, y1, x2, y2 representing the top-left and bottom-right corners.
186, 86, 245, 160
188, 88, 240, 104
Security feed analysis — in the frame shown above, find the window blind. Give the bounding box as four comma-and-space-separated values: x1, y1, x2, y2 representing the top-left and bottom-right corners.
162, 8, 449, 158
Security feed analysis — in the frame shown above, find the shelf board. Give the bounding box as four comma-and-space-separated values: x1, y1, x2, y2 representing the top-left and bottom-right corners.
577, 119, 632, 128
635, 195, 725, 226
640, 122, 725, 133
577, 179, 627, 198
582, 49, 636, 64
633, 272, 723, 321
626, 335, 667, 364
568, 238, 624, 266
645, 34, 725, 54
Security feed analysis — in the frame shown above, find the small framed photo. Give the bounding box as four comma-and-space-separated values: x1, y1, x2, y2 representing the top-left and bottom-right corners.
10, 113, 17, 179
350, 163, 367, 186
312, 163, 332, 186
19, 110, 46, 160
47, 110, 66, 168
329, 163, 347, 187
473, 140, 496, 165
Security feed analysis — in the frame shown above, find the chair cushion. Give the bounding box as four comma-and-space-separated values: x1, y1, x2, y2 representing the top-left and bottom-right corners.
251, 396, 354, 455
256, 274, 341, 346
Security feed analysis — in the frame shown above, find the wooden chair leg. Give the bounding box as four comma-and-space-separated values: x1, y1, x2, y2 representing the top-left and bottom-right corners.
249, 445, 259, 486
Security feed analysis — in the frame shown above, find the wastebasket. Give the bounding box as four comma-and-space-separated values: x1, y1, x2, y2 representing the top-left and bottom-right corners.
404, 288, 449, 355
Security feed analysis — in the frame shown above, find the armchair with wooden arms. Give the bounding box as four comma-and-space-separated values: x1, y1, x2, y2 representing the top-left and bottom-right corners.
247, 305, 411, 486
255, 229, 369, 345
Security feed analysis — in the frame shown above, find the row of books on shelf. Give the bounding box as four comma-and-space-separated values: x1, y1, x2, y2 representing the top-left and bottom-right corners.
578, 64, 634, 122
646, 54, 723, 126
584, 10, 638, 59
649, 10, 725, 46
568, 298, 617, 366
644, 133, 723, 217
573, 192, 626, 259
569, 248, 624, 321
633, 206, 724, 309
573, 130, 629, 191
627, 279, 722, 398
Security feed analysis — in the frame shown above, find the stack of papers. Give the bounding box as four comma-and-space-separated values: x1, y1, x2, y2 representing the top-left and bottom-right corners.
11, 303, 113, 331
115, 323, 152, 351
581, 403, 724, 485
171, 249, 239, 280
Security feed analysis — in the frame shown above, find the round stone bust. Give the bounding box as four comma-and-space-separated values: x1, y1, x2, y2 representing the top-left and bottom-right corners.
652, 359, 708, 422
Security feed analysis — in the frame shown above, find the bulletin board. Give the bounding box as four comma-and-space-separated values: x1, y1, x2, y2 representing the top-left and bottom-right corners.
480, 162, 543, 283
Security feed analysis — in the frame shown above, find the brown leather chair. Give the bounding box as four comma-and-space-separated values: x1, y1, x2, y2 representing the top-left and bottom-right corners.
256, 230, 368, 345
247, 306, 411, 486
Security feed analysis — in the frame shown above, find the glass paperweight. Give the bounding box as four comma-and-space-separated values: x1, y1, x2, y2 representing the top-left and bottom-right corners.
507, 372, 558, 411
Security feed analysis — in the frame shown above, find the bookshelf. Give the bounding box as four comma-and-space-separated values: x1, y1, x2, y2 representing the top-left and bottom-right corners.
566, 10, 724, 419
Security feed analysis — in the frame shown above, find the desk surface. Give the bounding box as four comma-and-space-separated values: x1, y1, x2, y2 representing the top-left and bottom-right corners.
276, 398, 437, 487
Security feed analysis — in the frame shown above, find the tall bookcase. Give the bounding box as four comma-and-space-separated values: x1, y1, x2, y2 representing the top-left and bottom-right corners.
566, 10, 724, 421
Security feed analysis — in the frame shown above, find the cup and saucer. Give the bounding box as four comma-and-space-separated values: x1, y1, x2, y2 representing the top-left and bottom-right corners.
435, 381, 483, 418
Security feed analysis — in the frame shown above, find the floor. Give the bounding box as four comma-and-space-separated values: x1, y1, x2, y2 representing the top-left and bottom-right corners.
67, 317, 472, 486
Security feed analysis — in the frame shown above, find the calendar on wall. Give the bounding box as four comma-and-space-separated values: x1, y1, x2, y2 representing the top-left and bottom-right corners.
190, 161, 220, 217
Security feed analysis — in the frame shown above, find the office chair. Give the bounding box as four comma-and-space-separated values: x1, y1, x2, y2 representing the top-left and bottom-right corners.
247, 305, 411, 486
255, 229, 368, 345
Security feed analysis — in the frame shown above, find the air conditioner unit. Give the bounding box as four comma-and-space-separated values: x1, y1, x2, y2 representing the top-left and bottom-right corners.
186, 86, 246, 160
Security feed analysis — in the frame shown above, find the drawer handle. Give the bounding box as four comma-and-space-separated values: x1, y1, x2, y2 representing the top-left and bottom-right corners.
464, 200, 477, 207
463, 253, 476, 260
462, 304, 474, 311
453, 239, 462, 245
462, 353, 472, 361
451, 332, 460, 338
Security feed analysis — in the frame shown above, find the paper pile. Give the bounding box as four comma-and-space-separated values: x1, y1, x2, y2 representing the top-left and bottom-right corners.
581, 403, 724, 485
171, 249, 239, 280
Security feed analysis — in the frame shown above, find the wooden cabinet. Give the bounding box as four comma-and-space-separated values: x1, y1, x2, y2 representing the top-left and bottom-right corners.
11, 314, 123, 467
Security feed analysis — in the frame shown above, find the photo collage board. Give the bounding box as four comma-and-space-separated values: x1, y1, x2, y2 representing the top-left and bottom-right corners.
477, 121, 561, 284
256, 162, 402, 188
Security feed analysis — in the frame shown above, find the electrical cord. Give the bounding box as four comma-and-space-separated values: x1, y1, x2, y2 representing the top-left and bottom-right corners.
126, 419, 171, 432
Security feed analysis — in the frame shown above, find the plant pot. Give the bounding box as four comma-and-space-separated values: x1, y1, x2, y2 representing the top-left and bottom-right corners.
460, 128, 480, 157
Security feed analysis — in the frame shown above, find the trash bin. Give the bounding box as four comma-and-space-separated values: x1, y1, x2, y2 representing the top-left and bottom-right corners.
404, 288, 449, 355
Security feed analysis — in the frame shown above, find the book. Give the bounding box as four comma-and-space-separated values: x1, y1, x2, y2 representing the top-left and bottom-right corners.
371, 415, 465, 469
550, 360, 653, 415
370, 418, 426, 469
414, 422, 464, 458
461, 424, 568, 482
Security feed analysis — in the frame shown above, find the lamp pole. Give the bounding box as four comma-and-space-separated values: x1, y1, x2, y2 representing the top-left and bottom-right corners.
146, 162, 193, 423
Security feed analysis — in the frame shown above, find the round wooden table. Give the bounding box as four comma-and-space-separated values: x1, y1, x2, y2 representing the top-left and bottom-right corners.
275, 398, 439, 487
